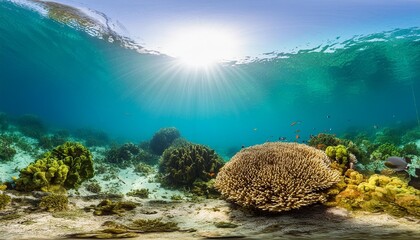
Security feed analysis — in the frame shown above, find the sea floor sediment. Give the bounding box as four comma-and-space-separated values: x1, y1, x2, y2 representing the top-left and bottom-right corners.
0, 192, 419, 240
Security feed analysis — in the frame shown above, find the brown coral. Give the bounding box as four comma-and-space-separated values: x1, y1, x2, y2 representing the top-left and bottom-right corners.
215, 142, 340, 212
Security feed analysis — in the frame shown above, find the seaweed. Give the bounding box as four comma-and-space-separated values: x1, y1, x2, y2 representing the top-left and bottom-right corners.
126, 188, 149, 199
87, 199, 138, 216
129, 218, 179, 232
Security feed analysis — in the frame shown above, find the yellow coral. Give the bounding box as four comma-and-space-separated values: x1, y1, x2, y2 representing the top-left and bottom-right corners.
326, 170, 420, 218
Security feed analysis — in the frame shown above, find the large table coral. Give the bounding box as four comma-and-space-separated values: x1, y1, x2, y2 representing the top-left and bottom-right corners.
215, 142, 341, 212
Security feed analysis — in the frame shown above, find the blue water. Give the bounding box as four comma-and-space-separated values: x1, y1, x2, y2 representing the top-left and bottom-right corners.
1, 1, 420, 155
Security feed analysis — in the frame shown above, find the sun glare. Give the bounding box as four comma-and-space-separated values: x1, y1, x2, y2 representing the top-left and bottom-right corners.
164, 27, 240, 68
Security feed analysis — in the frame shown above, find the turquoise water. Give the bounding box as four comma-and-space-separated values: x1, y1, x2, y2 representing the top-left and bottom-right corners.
1, 1, 420, 156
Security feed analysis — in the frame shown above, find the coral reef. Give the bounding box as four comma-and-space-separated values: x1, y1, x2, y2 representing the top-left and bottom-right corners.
38, 194, 69, 212
374, 127, 402, 145
215, 142, 340, 212
14, 142, 94, 192
104, 143, 140, 167
308, 133, 342, 150
370, 143, 402, 161
402, 143, 420, 156
159, 144, 224, 188
326, 145, 349, 165
0, 193, 11, 210
325, 169, 420, 218
150, 127, 180, 155
0, 138, 16, 161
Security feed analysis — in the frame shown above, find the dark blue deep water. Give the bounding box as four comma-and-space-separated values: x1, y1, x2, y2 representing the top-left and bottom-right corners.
1, 1, 420, 156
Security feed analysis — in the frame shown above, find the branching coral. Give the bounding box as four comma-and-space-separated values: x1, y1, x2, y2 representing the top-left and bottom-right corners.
14, 142, 94, 192
159, 144, 224, 188
215, 142, 341, 212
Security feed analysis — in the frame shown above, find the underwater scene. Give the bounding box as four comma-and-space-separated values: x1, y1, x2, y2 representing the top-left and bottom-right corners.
1, 0, 420, 239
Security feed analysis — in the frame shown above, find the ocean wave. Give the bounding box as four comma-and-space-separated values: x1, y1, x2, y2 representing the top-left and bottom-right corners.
8, 0, 159, 55
5, 0, 420, 66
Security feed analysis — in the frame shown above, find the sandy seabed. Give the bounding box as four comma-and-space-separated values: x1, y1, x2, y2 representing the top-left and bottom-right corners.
1, 146, 419, 240
0, 193, 419, 240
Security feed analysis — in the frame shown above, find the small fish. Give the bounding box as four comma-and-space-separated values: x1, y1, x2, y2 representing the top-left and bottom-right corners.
295, 134, 300, 140
241, 145, 245, 149
208, 172, 216, 177
290, 121, 300, 126
326, 115, 331, 119
253, 128, 258, 131
373, 125, 378, 129
295, 129, 301, 133
384, 157, 409, 171
279, 137, 287, 141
